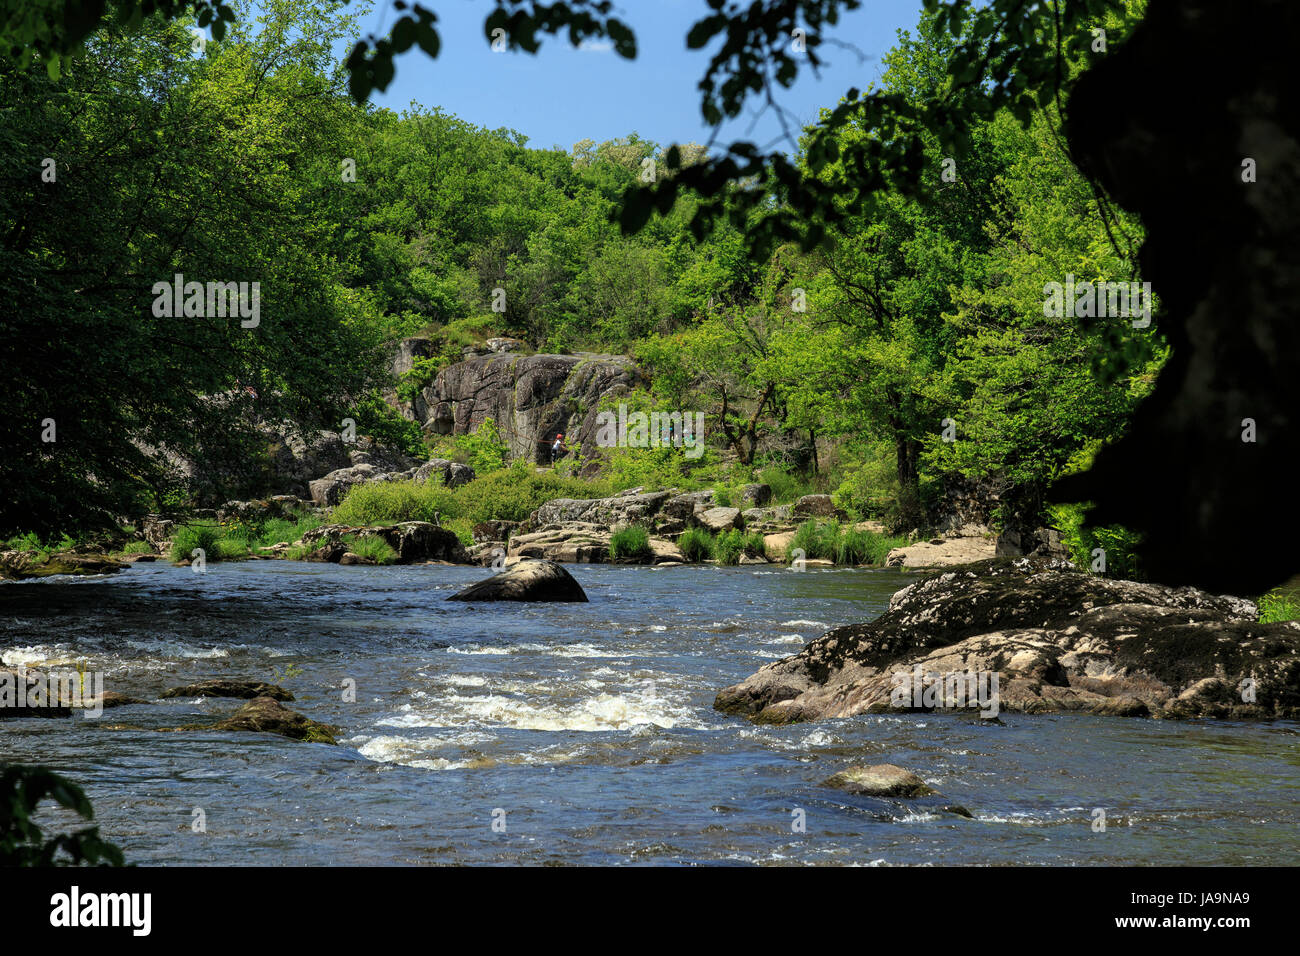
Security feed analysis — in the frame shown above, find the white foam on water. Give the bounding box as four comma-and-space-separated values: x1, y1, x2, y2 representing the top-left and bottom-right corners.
438, 674, 489, 688
2, 645, 70, 667
781, 619, 830, 628
124, 639, 230, 659
768, 633, 809, 644
799, 730, 840, 747
445, 642, 636, 660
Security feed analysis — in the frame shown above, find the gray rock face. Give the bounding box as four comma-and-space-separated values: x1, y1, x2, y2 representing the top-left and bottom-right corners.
412, 458, 476, 487
792, 494, 845, 519
309, 463, 384, 507
696, 506, 742, 532
715, 557, 1299, 723
424, 352, 643, 462
447, 558, 589, 602
533, 490, 672, 530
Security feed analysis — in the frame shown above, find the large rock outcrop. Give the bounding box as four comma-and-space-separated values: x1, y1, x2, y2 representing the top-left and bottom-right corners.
423, 353, 643, 462
715, 557, 1300, 723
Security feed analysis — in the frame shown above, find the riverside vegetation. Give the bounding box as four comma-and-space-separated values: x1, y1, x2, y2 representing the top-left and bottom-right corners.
3, 0, 1299, 866
0, 0, 1293, 605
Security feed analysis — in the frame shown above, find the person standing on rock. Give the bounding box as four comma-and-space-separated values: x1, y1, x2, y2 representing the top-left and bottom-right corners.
551, 433, 564, 465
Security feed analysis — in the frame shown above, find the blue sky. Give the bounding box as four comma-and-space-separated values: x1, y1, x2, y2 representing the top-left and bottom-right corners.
364, 0, 927, 154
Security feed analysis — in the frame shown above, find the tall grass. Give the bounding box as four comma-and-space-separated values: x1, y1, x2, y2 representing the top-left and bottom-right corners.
169, 524, 223, 562
676, 527, 714, 562
331, 463, 615, 527
713, 529, 767, 565
341, 534, 399, 565
609, 525, 652, 560
788, 519, 905, 566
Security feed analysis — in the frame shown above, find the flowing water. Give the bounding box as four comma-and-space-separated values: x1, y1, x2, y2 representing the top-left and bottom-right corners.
2, 561, 1297, 865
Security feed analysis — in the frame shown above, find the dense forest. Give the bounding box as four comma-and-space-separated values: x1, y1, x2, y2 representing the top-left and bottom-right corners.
2, 0, 1162, 566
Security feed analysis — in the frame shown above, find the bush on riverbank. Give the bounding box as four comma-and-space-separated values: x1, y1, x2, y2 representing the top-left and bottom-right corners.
610, 525, 652, 560
713, 529, 767, 565
331, 462, 614, 528
169, 524, 224, 562
676, 527, 714, 562
787, 520, 907, 566
341, 534, 399, 565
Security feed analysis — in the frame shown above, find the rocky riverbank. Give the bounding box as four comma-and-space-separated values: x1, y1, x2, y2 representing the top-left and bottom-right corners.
715, 556, 1300, 723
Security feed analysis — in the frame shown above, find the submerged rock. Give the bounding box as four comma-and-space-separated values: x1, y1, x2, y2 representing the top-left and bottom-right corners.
208, 696, 337, 744
162, 679, 294, 702
447, 558, 589, 602
823, 764, 935, 798
715, 556, 1300, 723
0, 667, 72, 718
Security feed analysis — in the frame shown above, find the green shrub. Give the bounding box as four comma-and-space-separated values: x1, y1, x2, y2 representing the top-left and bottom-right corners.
332, 480, 459, 526
120, 540, 153, 555
713, 529, 743, 565
610, 525, 652, 560
677, 527, 714, 562
254, 514, 325, 548
341, 534, 399, 565
170, 523, 223, 562
443, 516, 475, 548
1050, 503, 1143, 579
758, 465, 817, 505
788, 519, 837, 560
348, 392, 428, 461
1259, 588, 1300, 624
833, 527, 906, 565
454, 461, 613, 523
787, 520, 904, 566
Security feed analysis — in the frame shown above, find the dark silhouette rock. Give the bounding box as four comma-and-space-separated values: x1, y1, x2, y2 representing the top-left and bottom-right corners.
1055, 0, 1300, 593
447, 558, 589, 602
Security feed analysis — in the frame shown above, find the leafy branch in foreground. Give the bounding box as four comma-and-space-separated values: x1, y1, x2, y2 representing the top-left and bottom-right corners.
0, 764, 127, 866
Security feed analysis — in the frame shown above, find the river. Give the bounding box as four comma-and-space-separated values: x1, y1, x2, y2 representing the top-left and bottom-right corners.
2, 561, 1297, 865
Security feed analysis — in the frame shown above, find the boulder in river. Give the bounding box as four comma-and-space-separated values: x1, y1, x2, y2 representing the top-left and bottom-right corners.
162, 679, 294, 701
715, 556, 1300, 723
447, 558, 589, 602
208, 696, 338, 744
823, 764, 935, 797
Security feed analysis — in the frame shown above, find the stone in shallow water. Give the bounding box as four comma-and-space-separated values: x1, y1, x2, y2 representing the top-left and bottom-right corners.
823, 764, 936, 798
161, 679, 293, 702
209, 697, 338, 744
447, 558, 588, 603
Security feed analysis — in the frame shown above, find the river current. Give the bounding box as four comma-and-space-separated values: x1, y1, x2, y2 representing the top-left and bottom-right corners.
2, 561, 1297, 865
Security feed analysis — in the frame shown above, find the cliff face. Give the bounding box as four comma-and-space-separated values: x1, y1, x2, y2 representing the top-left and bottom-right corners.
414, 351, 644, 463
